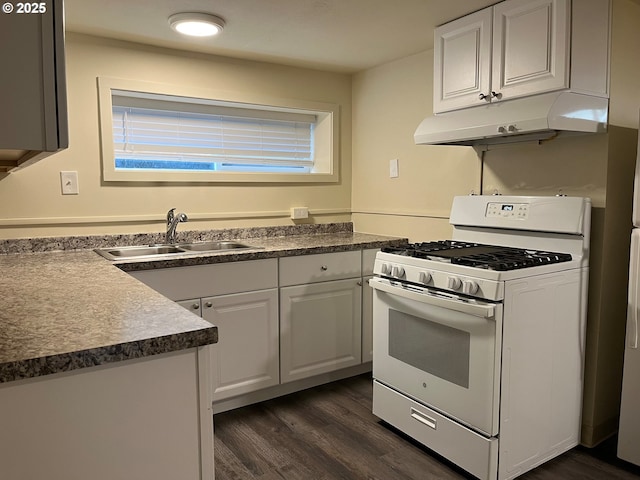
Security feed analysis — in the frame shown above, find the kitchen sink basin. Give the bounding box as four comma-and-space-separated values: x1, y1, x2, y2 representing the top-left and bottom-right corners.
101, 245, 185, 258
178, 241, 252, 251
94, 241, 258, 260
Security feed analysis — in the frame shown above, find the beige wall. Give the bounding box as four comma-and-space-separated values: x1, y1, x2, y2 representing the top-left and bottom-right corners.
0, 33, 353, 239
579, 0, 640, 446
482, 134, 609, 206
351, 51, 480, 242
610, 0, 640, 128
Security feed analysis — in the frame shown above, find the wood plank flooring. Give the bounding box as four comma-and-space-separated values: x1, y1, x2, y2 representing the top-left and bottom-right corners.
214, 374, 640, 479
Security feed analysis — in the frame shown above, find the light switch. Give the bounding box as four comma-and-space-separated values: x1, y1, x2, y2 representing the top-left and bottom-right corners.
389, 159, 399, 178
60, 171, 79, 195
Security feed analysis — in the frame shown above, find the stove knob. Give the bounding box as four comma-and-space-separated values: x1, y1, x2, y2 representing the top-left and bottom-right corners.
380, 263, 391, 275
462, 280, 479, 295
392, 266, 405, 278
447, 276, 462, 290
419, 271, 432, 284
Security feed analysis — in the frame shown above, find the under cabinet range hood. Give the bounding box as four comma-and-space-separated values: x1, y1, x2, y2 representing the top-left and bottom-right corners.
414, 91, 609, 147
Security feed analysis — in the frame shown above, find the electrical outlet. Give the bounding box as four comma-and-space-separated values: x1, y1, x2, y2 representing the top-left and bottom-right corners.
389, 158, 399, 178
290, 207, 309, 219
60, 171, 79, 195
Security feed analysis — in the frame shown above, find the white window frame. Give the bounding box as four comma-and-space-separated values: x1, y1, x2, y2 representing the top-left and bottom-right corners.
97, 77, 339, 183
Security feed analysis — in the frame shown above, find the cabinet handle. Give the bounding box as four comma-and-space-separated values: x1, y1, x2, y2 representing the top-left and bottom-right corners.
321, 265, 328, 271
357, 281, 362, 286
491, 91, 501, 99
204, 302, 213, 308
478, 93, 489, 101
192, 303, 200, 310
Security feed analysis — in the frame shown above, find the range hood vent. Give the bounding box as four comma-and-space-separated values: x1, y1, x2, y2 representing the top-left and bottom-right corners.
414, 92, 608, 147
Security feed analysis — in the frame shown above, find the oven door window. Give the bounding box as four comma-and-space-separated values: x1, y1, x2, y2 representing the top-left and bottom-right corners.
389, 309, 470, 388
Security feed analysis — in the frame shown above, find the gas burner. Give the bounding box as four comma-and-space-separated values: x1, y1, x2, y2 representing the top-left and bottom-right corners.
382, 241, 572, 271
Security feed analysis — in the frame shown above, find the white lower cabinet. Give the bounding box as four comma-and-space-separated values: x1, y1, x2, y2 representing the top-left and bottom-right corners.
0, 348, 214, 480
202, 289, 279, 400
279, 251, 363, 383
131, 258, 279, 402
130, 248, 381, 407
280, 278, 362, 383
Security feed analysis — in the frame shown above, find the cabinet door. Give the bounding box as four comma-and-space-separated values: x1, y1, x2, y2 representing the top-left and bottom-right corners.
280, 279, 362, 383
433, 7, 492, 113
202, 289, 279, 401
0, 0, 67, 168
362, 275, 374, 363
491, 0, 569, 101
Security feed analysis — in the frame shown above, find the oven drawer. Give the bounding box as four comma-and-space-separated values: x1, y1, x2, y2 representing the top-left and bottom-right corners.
373, 380, 498, 480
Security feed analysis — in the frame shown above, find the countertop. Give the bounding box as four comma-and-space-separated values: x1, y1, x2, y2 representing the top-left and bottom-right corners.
113, 231, 406, 271
0, 250, 217, 384
0, 226, 405, 384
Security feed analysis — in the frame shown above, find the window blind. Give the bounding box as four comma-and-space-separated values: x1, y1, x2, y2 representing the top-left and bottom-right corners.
111, 94, 315, 172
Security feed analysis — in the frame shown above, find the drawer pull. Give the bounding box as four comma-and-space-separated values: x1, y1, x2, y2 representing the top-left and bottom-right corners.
410, 407, 437, 430
320, 265, 328, 271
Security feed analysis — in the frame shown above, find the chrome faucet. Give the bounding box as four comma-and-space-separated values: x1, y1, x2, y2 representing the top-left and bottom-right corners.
165, 208, 188, 244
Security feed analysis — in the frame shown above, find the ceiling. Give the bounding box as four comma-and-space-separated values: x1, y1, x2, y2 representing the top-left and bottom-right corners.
64, 0, 497, 73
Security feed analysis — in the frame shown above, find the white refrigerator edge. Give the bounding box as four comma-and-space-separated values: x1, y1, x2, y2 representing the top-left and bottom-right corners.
618, 111, 640, 467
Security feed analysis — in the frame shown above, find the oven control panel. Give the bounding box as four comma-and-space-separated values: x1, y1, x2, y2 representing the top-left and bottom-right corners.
373, 254, 504, 302
486, 202, 529, 219
450, 195, 590, 236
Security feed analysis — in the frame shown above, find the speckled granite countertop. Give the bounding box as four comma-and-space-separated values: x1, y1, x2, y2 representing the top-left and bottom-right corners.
0, 223, 406, 384
112, 231, 407, 272
0, 250, 217, 384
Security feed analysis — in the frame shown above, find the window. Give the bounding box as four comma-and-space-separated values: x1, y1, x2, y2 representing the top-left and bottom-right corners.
98, 77, 338, 183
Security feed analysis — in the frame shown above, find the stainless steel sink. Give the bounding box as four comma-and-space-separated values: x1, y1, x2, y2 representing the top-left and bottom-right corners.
94, 241, 258, 260
179, 241, 251, 251
99, 245, 185, 258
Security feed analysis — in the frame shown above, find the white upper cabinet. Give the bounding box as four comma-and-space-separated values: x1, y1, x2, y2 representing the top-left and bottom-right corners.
0, 0, 68, 171
492, 0, 569, 102
433, 8, 492, 113
433, 0, 608, 114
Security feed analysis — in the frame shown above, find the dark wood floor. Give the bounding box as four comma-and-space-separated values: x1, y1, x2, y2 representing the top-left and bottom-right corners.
214, 374, 640, 480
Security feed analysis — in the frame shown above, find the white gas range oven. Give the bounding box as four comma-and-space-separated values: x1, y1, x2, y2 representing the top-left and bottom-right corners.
370, 195, 591, 480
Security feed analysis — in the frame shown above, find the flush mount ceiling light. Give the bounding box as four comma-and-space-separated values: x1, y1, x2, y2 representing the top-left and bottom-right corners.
169, 13, 225, 37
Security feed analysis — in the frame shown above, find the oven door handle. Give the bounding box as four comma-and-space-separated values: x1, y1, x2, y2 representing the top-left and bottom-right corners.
369, 277, 496, 319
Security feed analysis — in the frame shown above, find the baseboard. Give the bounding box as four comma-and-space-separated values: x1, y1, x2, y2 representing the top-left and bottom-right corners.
212, 363, 372, 414
581, 415, 620, 447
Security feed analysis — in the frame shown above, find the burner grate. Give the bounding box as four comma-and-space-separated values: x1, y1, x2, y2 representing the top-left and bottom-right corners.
382, 241, 572, 271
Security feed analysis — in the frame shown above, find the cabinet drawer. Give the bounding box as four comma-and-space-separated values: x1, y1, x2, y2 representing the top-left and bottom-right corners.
279, 251, 361, 286
129, 258, 278, 300
373, 381, 497, 480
